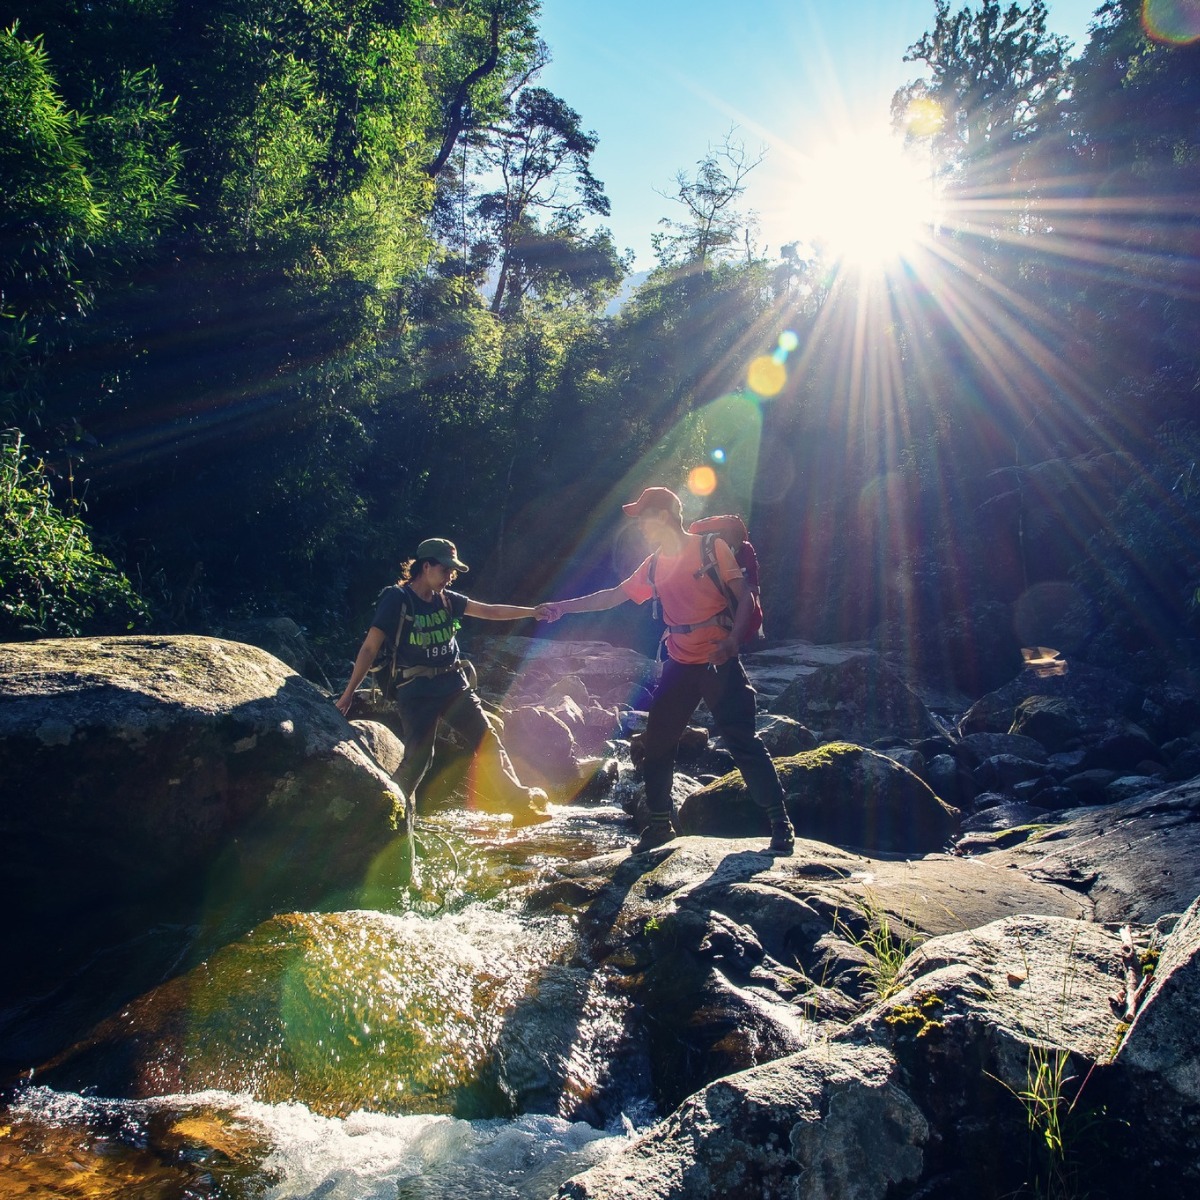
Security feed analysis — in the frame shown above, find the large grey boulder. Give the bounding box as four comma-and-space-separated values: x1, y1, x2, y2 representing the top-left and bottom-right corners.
531, 836, 1085, 1116
770, 655, 941, 743
559, 913, 1133, 1199
0, 635, 407, 1054
350, 718, 405, 776
960, 730, 1049, 763
959, 661, 1145, 737
677, 743, 961, 854
1102, 900, 1200, 1180
1116, 899, 1200, 1099
477, 636, 657, 710
1009, 694, 1089, 751
559, 1043, 924, 1200
209, 615, 326, 685
501, 704, 579, 786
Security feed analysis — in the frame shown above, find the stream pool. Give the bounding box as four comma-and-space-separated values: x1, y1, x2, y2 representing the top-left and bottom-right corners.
1, 795, 652, 1199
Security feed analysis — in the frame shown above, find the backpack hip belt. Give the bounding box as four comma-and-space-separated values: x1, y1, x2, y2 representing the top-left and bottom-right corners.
398, 661, 464, 682
664, 612, 734, 635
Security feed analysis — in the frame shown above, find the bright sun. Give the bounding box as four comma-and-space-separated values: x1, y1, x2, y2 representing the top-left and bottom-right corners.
795, 129, 937, 270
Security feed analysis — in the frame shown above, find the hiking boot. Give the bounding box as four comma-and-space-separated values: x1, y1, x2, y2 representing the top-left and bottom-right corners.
632, 822, 677, 854
769, 819, 795, 855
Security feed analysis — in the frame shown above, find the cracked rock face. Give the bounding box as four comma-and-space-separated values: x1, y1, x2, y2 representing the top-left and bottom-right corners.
556, 903, 1180, 1200
543, 781, 1200, 1200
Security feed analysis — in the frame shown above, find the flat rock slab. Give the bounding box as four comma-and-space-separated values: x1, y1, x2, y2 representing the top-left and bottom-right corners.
741, 641, 874, 701
551, 836, 1086, 962
978, 780, 1200, 923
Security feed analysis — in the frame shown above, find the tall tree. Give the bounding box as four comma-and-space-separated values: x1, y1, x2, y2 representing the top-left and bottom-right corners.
1071, 0, 1200, 184
651, 130, 764, 268
893, 0, 1071, 181
0, 0, 545, 620
473, 86, 611, 315
423, 0, 545, 180
0, 24, 185, 430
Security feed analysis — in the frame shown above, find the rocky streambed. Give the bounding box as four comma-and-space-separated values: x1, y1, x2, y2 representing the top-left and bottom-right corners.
2, 631, 1200, 1198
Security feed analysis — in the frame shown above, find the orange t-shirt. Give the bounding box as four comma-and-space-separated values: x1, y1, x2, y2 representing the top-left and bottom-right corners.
622, 534, 742, 664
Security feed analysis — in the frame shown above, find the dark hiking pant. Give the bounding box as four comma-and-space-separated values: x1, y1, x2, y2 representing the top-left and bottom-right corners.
395, 684, 524, 806
641, 656, 786, 818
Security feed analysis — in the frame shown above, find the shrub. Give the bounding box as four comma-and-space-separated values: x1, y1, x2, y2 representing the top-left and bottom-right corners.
0, 432, 149, 639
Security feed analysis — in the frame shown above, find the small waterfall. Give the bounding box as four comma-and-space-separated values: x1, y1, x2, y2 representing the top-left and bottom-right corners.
5, 1086, 630, 1199
2, 800, 651, 1197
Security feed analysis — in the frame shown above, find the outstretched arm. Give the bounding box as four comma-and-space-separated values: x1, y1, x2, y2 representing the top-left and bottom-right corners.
463, 599, 539, 621
539, 584, 631, 622
336, 626, 386, 715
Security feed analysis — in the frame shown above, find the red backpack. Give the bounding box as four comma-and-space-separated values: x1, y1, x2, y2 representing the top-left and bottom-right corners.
648, 515, 765, 645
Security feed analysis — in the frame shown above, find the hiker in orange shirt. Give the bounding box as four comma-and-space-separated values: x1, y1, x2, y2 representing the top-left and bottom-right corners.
540, 488, 795, 854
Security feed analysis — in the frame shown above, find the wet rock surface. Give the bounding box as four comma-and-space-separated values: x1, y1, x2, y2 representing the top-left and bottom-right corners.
7, 632, 1200, 1198
528, 834, 1087, 1114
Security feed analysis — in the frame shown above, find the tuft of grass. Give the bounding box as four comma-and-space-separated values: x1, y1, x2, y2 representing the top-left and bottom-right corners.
988, 1042, 1082, 1200
837, 892, 921, 1001
1019, 1044, 1073, 1162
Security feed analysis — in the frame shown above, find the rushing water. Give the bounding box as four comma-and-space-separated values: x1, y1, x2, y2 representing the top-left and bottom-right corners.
2, 1087, 626, 1199
1, 791, 652, 1199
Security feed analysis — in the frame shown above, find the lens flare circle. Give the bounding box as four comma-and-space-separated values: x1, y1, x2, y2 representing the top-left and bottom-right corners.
1142, 0, 1200, 42
748, 356, 787, 397
711, 448, 727, 463
778, 330, 800, 354
687, 465, 718, 497
904, 97, 944, 138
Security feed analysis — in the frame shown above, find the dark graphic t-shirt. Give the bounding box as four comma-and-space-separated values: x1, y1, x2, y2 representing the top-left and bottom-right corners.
371, 585, 470, 697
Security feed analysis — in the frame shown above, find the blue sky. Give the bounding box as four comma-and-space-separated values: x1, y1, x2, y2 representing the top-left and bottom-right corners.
536, 0, 1105, 269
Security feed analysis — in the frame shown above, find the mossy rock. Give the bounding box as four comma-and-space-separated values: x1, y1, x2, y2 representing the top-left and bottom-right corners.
677, 742, 960, 854
0, 634, 408, 1061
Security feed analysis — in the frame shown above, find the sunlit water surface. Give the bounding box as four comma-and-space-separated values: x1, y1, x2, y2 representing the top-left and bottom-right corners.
1, 795, 646, 1199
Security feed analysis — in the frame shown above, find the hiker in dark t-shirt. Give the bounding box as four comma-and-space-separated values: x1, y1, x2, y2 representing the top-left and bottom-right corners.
336, 537, 551, 819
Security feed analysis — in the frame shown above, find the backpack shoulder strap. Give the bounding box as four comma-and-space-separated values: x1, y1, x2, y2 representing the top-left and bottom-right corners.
386, 587, 417, 672
648, 552, 661, 621
396, 586, 417, 640
695, 533, 738, 613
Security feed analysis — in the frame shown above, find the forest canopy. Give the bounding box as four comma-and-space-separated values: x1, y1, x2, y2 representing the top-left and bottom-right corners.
1, 0, 1198, 690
